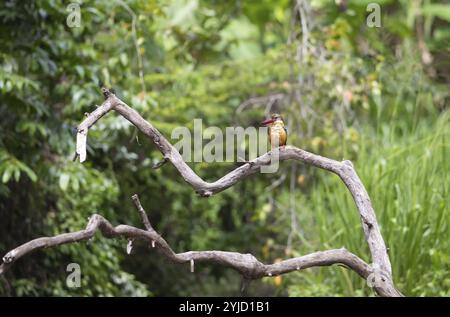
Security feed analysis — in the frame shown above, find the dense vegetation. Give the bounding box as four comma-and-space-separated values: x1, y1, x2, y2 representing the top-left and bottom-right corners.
0, 0, 448, 296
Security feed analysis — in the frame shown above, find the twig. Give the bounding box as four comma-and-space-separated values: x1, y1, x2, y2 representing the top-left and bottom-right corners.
131, 194, 154, 232
116, 0, 146, 94
0, 87, 403, 296
0, 209, 396, 296
66, 88, 402, 297
152, 157, 169, 169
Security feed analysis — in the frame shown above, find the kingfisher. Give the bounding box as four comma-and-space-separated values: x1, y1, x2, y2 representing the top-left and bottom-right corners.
261, 113, 287, 149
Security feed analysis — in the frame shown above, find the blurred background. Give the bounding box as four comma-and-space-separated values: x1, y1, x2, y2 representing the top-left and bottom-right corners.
0, 0, 448, 296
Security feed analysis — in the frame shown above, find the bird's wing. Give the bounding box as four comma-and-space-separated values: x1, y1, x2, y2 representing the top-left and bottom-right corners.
283, 126, 288, 145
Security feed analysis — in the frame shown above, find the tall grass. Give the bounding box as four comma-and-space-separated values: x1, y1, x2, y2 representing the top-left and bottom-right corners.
285, 109, 449, 296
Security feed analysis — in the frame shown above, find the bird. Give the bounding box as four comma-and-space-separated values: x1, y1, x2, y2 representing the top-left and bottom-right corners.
261, 113, 287, 149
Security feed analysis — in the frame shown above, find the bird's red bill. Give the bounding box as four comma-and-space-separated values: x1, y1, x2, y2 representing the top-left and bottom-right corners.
261, 118, 274, 125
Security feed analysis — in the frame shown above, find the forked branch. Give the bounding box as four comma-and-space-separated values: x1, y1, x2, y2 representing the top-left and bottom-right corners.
1, 88, 403, 297
1, 195, 396, 296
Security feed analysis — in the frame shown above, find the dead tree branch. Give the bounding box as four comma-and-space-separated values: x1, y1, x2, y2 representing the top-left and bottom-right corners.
78, 88, 402, 296
1, 195, 398, 296
1, 87, 403, 297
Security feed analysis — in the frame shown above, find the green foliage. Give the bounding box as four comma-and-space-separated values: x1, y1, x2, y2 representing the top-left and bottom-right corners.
283, 110, 449, 296
0, 0, 448, 296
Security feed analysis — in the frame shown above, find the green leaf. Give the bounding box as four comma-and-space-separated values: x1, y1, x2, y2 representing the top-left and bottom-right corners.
59, 173, 70, 191
422, 4, 450, 22
13, 169, 20, 182
15, 161, 37, 182
21, 165, 37, 182
2, 167, 12, 183
170, 0, 198, 26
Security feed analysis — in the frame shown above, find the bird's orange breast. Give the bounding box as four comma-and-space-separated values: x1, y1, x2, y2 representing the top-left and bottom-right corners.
269, 123, 287, 148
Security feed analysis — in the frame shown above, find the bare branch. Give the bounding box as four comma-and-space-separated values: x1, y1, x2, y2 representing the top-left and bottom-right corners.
75, 99, 114, 162
152, 157, 169, 169
0, 209, 396, 296
79, 91, 342, 197
235, 93, 285, 117
65, 88, 403, 296
131, 194, 154, 232
0, 88, 402, 296
116, 0, 146, 94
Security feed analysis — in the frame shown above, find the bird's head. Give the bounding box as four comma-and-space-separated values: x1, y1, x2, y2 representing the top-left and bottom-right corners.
261, 113, 283, 126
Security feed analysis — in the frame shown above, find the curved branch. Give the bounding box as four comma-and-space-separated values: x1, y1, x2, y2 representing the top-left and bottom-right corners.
1, 197, 392, 296
69, 88, 403, 296
0, 88, 402, 296
78, 91, 344, 196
